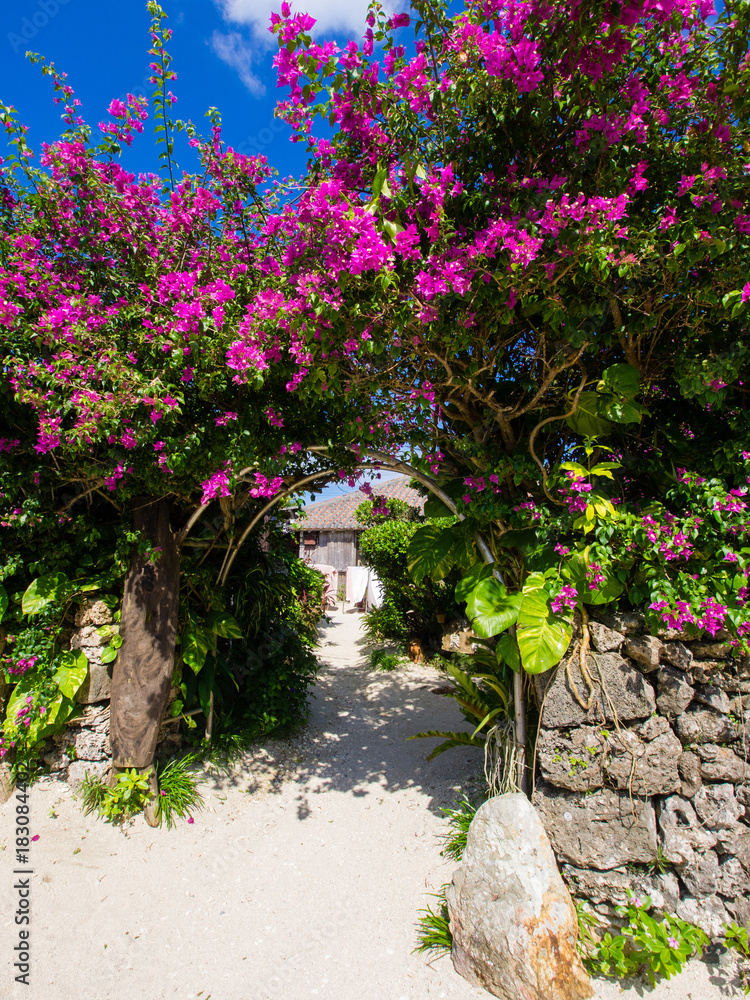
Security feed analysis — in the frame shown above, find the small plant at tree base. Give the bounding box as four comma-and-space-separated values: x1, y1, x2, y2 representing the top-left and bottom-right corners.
586, 893, 708, 984
80, 769, 151, 825
414, 890, 452, 958
156, 754, 205, 829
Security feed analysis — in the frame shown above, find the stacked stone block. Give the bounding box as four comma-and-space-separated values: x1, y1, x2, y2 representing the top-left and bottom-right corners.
532, 609, 750, 937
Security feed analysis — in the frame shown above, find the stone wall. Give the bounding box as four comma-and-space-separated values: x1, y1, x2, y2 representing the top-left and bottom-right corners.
531, 608, 750, 939
42, 598, 182, 784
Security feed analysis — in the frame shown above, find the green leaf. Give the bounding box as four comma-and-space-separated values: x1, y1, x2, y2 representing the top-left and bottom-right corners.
496, 632, 520, 672
565, 392, 613, 438
516, 588, 572, 674
407, 524, 458, 582
205, 611, 243, 639
100, 645, 118, 664
407, 729, 486, 759
598, 363, 640, 398
21, 572, 69, 615
464, 577, 522, 638
0, 583, 7, 622
53, 650, 89, 699
182, 624, 213, 675
455, 563, 492, 604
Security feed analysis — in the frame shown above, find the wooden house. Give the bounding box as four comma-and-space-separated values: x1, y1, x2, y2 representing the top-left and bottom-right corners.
293, 476, 425, 572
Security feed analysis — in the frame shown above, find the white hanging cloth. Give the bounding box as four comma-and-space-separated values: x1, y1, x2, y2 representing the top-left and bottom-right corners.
345, 566, 368, 605
366, 570, 384, 609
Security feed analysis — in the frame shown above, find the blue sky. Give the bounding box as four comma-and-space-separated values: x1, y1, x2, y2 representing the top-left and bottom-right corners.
0, 0, 399, 179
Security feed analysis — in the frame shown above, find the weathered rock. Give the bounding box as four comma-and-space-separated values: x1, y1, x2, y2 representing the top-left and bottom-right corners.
587, 621, 624, 653
74, 599, 114, 628
622, 636, 663, 671
691, 660, 725, 685
679, 849, 720, 898
0, 762, 15, 804
637, 715, 671, 741
650, 872, 681, 913
656, 666, 694, 717
70, 625, 108, 649
696, 744, 750, 783
537, 728, 605, 792
694, 783, 744, 829
716, 857, 750, 898
447, 794, 593, 1000
726, 897, 750, 929
659, 796, 717, 867
73, 727, 110, 761
66, 759, 109, 786
535, 652, 656, 729
693, 684, 731, 714
678, 751, 702, 798
661, 641, 693, 672
674, 709, 742, 745
597, 611, 644, 636
75, 662, 113, 704
533, 784, 657, 870
693, 642, 734, 660
676, 894, 729, 939
716, 828, 750, 874
604, 729, 682, 796
561, 866, 634, 906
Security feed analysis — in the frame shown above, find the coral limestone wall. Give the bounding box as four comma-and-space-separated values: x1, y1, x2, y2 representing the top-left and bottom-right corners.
532, 609, 750, 937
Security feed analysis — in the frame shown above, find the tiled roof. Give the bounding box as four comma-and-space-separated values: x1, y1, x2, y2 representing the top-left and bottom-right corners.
294, 476, 425, 531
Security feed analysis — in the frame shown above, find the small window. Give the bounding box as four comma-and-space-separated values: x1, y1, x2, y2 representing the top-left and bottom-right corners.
303, 531, 319, 546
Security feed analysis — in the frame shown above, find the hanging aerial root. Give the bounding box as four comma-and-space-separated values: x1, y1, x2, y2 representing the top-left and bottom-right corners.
565, 605, 596, 711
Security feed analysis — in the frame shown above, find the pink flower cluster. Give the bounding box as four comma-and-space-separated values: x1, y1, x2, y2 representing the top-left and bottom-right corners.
551, 585, 578, 613
201, 465, 233, 505
649, 596, 730, 637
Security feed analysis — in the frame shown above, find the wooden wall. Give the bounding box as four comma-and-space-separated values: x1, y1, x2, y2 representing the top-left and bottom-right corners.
298, 530, 359, 571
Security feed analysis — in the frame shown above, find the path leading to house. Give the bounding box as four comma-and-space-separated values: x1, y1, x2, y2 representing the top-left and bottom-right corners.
0, 609, 739, 1000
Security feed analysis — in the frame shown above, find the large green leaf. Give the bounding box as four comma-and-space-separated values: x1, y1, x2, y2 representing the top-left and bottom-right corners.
464, 577, 523, 638
205, 611, 243, 639
455, 562, 492, 604
21, 573, 69, 615
598, 363, 640, 398
0, 583, 7, 623
53, 650, 89, 699
496, 632, 520, 672
407, 523, 458, 582
516, 589, 572, 674
565, 392, 613, 438
182, 623, 213, 675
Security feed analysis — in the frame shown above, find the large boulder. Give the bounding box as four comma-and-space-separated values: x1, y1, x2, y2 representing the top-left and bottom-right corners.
447, 793, 593, 1000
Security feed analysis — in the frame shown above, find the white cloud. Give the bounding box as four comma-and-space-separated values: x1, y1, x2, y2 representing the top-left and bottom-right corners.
210, 30, 266, 97
214, 0, 397, 43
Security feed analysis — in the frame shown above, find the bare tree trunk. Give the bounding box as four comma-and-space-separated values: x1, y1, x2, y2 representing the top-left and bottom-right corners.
110, 498, 180, 775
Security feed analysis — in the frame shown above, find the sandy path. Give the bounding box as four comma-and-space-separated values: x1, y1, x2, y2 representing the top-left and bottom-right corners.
0, 609, 742, 999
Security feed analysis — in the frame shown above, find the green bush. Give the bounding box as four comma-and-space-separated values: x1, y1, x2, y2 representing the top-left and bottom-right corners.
358, 519, 461, 647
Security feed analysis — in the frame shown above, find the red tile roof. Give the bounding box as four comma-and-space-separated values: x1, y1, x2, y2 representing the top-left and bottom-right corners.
294, 476, 425, 531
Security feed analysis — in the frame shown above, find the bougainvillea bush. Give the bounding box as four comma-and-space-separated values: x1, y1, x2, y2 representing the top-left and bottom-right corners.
0, 3, 374, 768
257, 0, 750, 664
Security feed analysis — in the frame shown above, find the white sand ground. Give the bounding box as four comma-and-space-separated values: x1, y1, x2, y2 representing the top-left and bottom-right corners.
0, 608, 743, 1000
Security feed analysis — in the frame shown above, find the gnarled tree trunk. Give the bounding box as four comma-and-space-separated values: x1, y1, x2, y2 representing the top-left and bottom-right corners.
110, 497, 180, 771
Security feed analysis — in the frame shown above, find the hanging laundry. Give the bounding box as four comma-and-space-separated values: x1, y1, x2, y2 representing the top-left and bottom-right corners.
345, 565, 369, 605
366, 570, 384, 609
